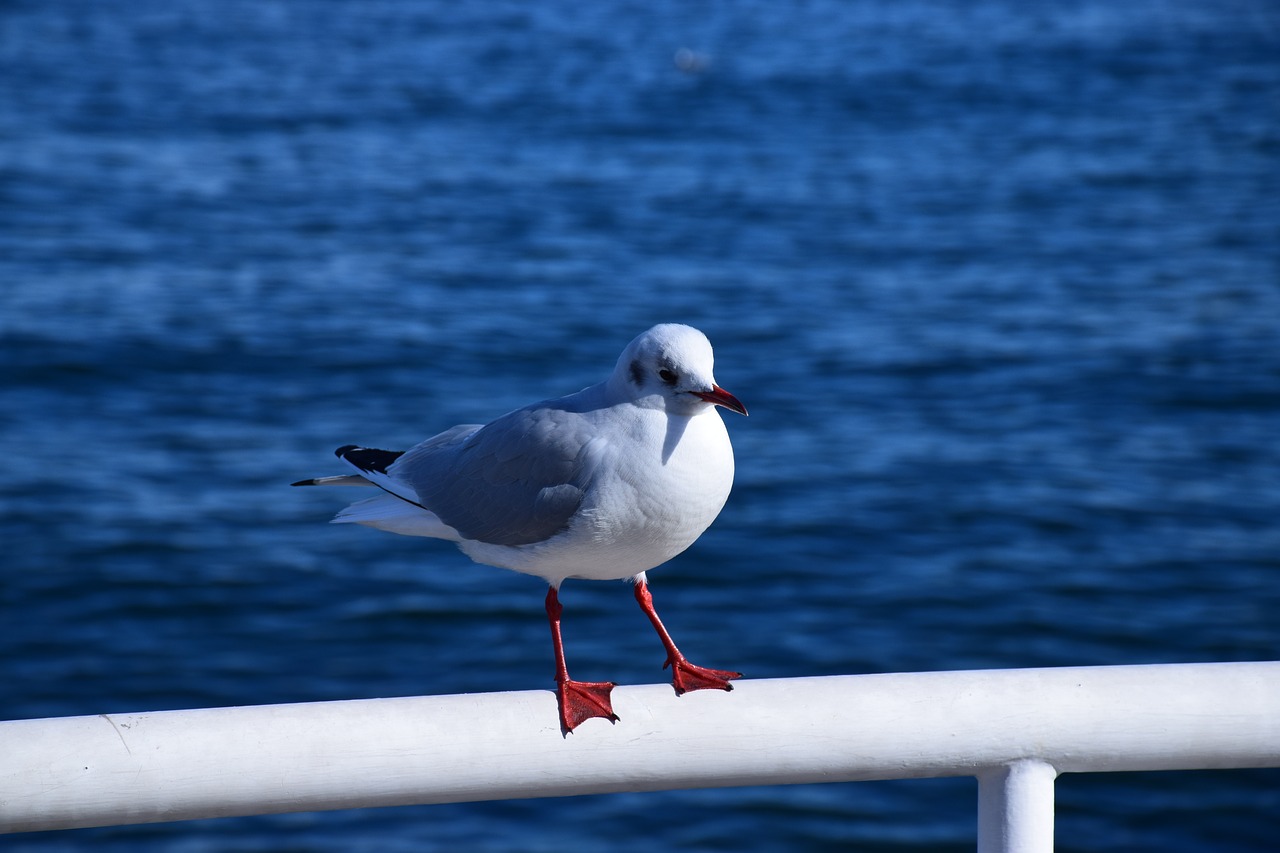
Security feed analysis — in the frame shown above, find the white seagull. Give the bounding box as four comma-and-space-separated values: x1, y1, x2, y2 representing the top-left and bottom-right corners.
293, 323, 747, 731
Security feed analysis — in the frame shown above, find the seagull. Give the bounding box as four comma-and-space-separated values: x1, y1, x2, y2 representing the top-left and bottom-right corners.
293, 324, 747, 731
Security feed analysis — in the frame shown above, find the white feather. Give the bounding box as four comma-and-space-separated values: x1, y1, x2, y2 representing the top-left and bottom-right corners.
331, 493, 462, 540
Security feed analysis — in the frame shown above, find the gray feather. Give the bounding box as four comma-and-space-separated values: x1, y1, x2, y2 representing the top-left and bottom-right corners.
389, 403, 601, 546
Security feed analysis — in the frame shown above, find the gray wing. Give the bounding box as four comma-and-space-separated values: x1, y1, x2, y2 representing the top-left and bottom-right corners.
388, 406, 599, 547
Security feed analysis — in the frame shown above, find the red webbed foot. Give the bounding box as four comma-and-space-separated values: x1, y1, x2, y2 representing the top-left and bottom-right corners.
556, 678, 619, 732
666, 656, 742, 695
634, 578, 742, 696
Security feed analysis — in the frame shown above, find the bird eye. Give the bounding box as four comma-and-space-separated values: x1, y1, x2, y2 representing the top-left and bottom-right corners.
658, 368, 678, 385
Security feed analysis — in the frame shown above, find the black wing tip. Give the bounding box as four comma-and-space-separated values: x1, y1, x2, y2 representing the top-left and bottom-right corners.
335, 445, 405, 475
291, 478, 318, 487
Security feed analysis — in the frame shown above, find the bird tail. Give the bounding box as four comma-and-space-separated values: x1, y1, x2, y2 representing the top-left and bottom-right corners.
293, 444, 407, 487
294, 443, 457, 539
332, 493, 460, 539
291, 474, 374, 487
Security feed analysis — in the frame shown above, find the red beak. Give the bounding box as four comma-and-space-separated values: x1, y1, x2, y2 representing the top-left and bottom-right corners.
692, 385, 748, 416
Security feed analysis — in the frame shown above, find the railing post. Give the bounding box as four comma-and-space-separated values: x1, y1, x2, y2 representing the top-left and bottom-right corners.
977, 760, 1057, 853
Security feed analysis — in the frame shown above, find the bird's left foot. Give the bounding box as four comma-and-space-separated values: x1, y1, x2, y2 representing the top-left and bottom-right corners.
666, 657, 742, 695
557, 678, 619, 732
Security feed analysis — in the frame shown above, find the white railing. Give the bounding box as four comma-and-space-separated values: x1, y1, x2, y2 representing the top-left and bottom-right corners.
3, 662, 1278, 851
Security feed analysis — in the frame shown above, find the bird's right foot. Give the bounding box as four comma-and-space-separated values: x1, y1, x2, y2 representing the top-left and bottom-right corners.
557, 679, 619, 732
667, 656, 741, 695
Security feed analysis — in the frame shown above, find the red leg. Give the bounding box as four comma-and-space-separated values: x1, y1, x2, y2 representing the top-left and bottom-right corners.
633, 578, 741, 694
546, 586, 617, 732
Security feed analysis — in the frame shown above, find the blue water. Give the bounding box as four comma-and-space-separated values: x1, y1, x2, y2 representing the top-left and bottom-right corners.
3, 0, 1279, 849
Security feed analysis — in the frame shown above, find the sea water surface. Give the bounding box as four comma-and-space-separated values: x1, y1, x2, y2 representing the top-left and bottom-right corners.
2, 1, 1279, 850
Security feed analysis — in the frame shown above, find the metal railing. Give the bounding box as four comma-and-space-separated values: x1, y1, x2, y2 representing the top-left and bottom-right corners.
3, 661, 1278, 851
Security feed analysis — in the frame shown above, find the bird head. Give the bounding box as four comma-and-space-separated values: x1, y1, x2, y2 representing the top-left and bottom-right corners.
612, 324, 748, 417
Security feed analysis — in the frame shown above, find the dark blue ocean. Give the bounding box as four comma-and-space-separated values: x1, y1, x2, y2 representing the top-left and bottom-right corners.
3, 0, 1278, 849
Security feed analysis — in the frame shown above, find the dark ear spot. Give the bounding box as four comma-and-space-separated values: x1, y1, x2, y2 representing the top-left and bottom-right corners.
629, 359, 644, 386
